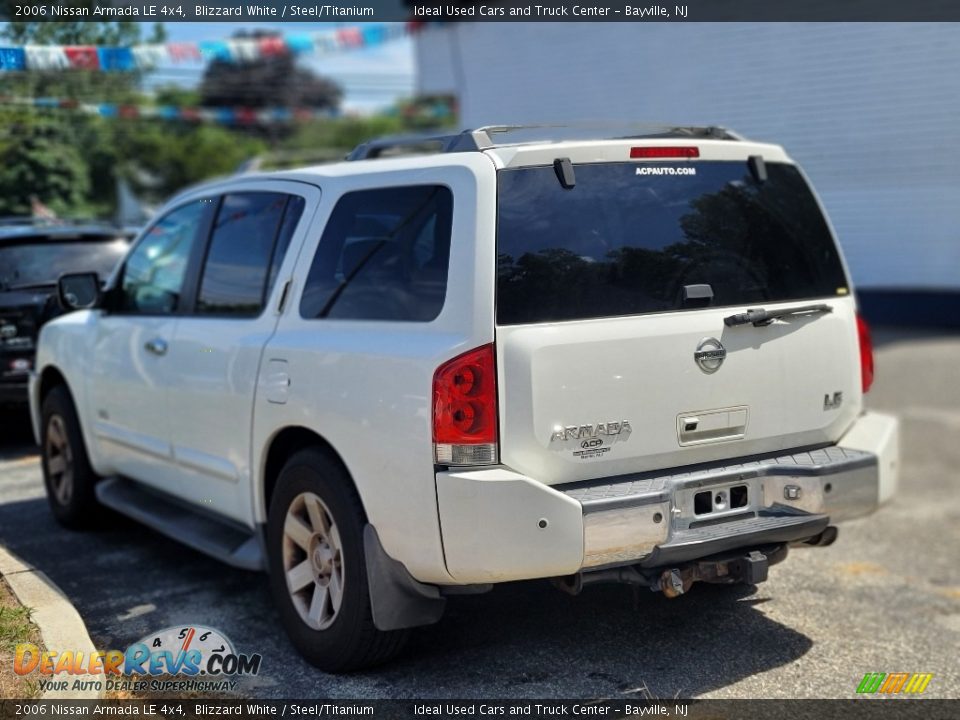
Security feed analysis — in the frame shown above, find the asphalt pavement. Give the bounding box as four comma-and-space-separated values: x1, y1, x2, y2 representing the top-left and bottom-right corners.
1, 327, 957, 699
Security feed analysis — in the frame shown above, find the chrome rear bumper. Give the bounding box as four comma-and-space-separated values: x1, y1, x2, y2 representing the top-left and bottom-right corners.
433, 411, 899, 584
566, 446, 875, 569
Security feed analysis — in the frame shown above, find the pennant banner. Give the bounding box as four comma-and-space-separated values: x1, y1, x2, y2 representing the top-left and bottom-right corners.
0, 95, 340, 125
0, 22, 422, 73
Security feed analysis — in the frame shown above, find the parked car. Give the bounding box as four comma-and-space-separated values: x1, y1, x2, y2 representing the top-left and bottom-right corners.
0, 221, 133, 405
30, 126, 899, 671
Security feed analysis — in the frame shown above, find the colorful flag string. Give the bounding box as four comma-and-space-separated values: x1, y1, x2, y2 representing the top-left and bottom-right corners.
0, 22, 425, 72
0, 94, 341, 125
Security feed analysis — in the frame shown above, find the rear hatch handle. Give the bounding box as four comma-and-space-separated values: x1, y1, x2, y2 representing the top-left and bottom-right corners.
724, 303, 833, 327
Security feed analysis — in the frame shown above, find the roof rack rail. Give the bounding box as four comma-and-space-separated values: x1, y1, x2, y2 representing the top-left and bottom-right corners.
345, 124, 742, 161
345, 130, 488, 161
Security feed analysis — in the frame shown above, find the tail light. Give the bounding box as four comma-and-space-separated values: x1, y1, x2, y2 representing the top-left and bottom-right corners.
857, 313, 874, 393
433, 344, 498, 466
631, 146, 700, 158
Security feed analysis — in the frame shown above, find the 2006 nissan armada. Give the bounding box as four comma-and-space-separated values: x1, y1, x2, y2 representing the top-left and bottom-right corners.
31, 125, 899, 671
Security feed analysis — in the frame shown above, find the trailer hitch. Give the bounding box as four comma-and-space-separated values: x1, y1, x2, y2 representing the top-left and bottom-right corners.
554, 544, 788, 598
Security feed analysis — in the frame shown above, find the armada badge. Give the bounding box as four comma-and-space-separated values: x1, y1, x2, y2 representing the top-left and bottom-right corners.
694, 337, 726, 373
550, 421, 632, 444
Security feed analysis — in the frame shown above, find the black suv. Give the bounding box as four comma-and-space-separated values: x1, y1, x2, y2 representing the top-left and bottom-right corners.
0, 220, 133, 404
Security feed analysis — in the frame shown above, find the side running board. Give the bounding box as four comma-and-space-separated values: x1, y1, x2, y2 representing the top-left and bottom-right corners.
95, 478, 264, 571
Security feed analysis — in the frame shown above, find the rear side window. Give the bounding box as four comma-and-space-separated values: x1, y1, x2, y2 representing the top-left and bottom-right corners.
496, 161, 848, 325
299, 185, 453, 322
196, 193, 302, 317
0, 238, 128, 288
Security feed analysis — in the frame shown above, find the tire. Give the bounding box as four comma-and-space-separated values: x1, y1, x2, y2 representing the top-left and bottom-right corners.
267, 448, 409, 672
40, 385, 103, 529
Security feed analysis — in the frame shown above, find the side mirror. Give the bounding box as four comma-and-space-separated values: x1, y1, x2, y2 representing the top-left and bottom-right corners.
57, 272, 102, 311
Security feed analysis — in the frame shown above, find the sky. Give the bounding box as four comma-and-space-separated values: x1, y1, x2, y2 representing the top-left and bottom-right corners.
141, 22, 415, 114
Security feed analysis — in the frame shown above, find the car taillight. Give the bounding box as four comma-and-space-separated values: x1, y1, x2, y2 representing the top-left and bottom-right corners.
433, 344, 498, 466
857, 314, 874, 393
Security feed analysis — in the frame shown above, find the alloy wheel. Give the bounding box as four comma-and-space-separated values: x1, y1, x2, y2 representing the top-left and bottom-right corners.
282, 491, 345, 630
45, 415, 74, 506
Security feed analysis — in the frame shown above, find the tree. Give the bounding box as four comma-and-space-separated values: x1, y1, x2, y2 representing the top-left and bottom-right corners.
115, 123, 266, 200
0, 115, 90, 216
0, 14, 164, 218
0, 16, 264, 218
199, 30, 341, 139
0, 5, 164, 46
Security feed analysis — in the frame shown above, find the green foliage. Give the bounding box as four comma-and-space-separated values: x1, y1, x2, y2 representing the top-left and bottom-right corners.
0, 19, 435, 218
116, 123, 267, 197
270, 113, 457, 169
0, 8, 164, 46
0, 599, 36, 649
282, 116, 409, 156
0, 19, 263, 216
0, 17, 151, 218
152, 85, 202, 107
0, 115, 90, 216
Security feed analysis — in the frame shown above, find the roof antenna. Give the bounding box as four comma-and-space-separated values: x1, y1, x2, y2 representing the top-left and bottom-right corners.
747, 155, 767, 183
554, 157, 576, 189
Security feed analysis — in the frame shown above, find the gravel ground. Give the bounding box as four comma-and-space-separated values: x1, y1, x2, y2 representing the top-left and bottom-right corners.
0, 327, 957, 699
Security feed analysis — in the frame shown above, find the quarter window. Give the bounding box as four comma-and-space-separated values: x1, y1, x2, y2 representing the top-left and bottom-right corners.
299, 185, 453, 322
120, 201, 206, 315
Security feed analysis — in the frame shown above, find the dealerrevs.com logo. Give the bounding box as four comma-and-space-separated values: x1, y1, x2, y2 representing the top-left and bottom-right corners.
14, 625, 261, 694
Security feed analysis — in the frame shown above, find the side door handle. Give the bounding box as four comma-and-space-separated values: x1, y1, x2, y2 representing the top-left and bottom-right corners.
144, 338, 168, 356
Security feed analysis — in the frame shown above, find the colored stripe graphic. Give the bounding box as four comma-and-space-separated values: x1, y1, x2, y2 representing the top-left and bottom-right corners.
880, 672, 909, 693
857, 672, 933, 694
857, 673, 886, 693
905, 674, 934, 693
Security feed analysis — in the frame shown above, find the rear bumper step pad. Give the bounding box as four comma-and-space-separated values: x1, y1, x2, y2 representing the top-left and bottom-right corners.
640, 508, 828, 567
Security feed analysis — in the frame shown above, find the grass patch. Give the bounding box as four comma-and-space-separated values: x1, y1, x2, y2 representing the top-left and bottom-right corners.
0, 576, 42, 699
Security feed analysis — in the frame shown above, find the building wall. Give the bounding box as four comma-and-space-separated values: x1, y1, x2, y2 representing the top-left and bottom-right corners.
416, 23, 960, 293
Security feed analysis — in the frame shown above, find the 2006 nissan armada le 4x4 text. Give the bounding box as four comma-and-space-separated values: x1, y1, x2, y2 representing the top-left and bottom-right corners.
31, 126, 898, 671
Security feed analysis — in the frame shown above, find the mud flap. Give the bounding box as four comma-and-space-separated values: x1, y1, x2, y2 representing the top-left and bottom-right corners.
363, 525, 446, 631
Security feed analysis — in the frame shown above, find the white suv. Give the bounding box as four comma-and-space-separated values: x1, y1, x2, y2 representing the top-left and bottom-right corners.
30, 126, 899, 671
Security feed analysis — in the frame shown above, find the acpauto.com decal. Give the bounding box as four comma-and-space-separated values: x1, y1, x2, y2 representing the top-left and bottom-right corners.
13, 625, 261, 694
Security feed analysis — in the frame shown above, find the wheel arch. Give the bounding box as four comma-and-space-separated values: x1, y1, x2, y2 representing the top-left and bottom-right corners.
31, 364, 72, 443
38, 364, 70, 406
30, 364, 104, 475
258, 425, 362, 524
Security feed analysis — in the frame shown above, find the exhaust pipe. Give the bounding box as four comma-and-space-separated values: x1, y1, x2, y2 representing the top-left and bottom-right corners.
801, 525, 839, 547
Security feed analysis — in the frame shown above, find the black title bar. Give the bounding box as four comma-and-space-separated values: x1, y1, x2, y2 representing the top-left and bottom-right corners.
2, 0, 960, 22
0, 699, 956, 719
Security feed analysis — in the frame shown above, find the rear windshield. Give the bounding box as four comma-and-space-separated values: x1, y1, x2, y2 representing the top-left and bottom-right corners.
496, 161, 848, 325
0, 238, 129, 289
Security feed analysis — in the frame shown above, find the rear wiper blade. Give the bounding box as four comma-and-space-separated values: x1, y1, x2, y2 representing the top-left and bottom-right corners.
724, 303, 833, 327
5, 282, 56, 291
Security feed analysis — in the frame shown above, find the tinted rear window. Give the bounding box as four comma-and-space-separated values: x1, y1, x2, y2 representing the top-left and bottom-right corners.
299, 185, 453, 322
0, 238, 128, 288
496, 161, 847, 325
